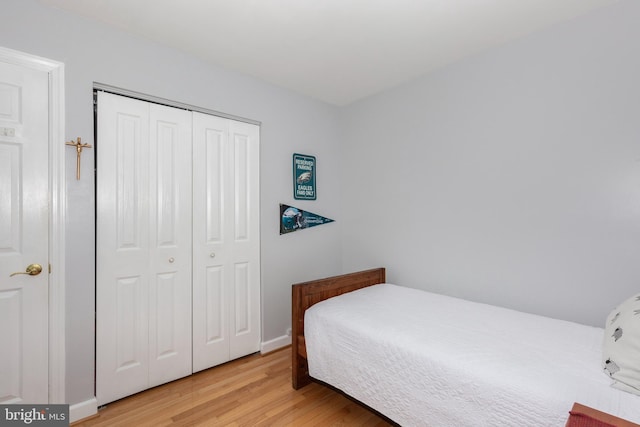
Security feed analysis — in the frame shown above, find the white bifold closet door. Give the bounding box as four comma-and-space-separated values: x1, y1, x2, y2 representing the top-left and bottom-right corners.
96, 93, 193, 405
192, 113, 261, 373
96, 92, 261, 406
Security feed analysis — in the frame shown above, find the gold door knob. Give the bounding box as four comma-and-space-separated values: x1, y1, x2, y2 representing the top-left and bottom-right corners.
10, 263, 43, 277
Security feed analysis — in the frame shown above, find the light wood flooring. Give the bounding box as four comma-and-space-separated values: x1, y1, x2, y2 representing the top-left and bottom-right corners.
72, 347, 392, 426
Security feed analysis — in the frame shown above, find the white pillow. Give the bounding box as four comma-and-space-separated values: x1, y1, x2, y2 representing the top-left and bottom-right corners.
602, 293, 640, 395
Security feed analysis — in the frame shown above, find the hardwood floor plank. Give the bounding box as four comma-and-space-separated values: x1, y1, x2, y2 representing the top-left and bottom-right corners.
72, 347, 392, 427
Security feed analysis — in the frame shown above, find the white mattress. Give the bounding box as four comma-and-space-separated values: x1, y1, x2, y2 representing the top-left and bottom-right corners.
305, 284, 640, 426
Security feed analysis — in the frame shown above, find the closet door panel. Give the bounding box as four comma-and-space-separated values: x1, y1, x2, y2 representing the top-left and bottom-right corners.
228, 121, 261, 359
203, 128, 225, 242
115, 112, 146, 252
115, 276, 147, 371
233, 262, 249, 334
97, 92, 150, 405
233, 133, 249, 240
204, 266, 225, 343
97, 94, 193, 404
202, 264, 229, 368
148, 271, 185, 384
148, 104, 193, 386
192, 113, 231, 372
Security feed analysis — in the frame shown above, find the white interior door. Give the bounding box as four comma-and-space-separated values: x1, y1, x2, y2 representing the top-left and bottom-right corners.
192, 112, 261, 372
0, 60, 49, 403
96, 92, 193, 405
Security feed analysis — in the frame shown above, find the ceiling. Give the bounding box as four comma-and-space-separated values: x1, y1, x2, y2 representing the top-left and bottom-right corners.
39, 0, 617, 106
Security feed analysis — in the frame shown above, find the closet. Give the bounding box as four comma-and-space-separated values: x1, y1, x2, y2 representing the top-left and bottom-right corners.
95, 91, 260, 405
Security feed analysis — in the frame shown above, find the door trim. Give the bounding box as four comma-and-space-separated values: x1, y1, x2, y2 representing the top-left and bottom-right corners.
0, 46, 66, 404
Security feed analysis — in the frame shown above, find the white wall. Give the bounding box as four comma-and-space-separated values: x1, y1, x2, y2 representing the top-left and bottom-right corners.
340, 0, 640, 327
2, 0, 343, 406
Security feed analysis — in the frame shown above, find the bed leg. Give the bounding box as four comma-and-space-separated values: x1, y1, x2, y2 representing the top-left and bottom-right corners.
292, 354, 311, 389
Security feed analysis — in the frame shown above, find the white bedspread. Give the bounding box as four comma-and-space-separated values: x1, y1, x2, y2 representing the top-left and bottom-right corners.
305, 284, 640, 426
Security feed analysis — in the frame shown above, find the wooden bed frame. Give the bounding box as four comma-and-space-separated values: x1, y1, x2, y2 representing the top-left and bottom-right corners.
291, 267, 386, 389
567, 403, 640, 427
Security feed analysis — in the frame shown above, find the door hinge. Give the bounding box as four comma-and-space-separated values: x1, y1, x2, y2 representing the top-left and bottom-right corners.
49, 263, 52, 274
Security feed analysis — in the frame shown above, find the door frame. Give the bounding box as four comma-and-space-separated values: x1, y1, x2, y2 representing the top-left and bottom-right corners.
0, 46, 66, 403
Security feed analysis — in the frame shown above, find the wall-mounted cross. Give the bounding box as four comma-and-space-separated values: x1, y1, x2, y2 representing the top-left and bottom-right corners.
65, 137, 92, 180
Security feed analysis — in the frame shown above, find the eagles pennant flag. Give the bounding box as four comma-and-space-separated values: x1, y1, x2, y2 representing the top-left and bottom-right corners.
280, 204, 334, 235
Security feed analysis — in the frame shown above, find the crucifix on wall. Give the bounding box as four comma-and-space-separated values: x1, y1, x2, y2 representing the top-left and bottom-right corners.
65, 137, 92, 180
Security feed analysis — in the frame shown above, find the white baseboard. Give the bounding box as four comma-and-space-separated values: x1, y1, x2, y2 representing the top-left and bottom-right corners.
260, 334, 291, 354
69, 397, 97, 423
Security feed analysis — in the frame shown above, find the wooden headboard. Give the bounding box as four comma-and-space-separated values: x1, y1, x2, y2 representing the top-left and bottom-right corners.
291, 268, 386, 389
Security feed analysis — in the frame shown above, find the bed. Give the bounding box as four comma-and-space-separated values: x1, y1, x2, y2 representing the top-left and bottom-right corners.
291, 268, 640, 426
